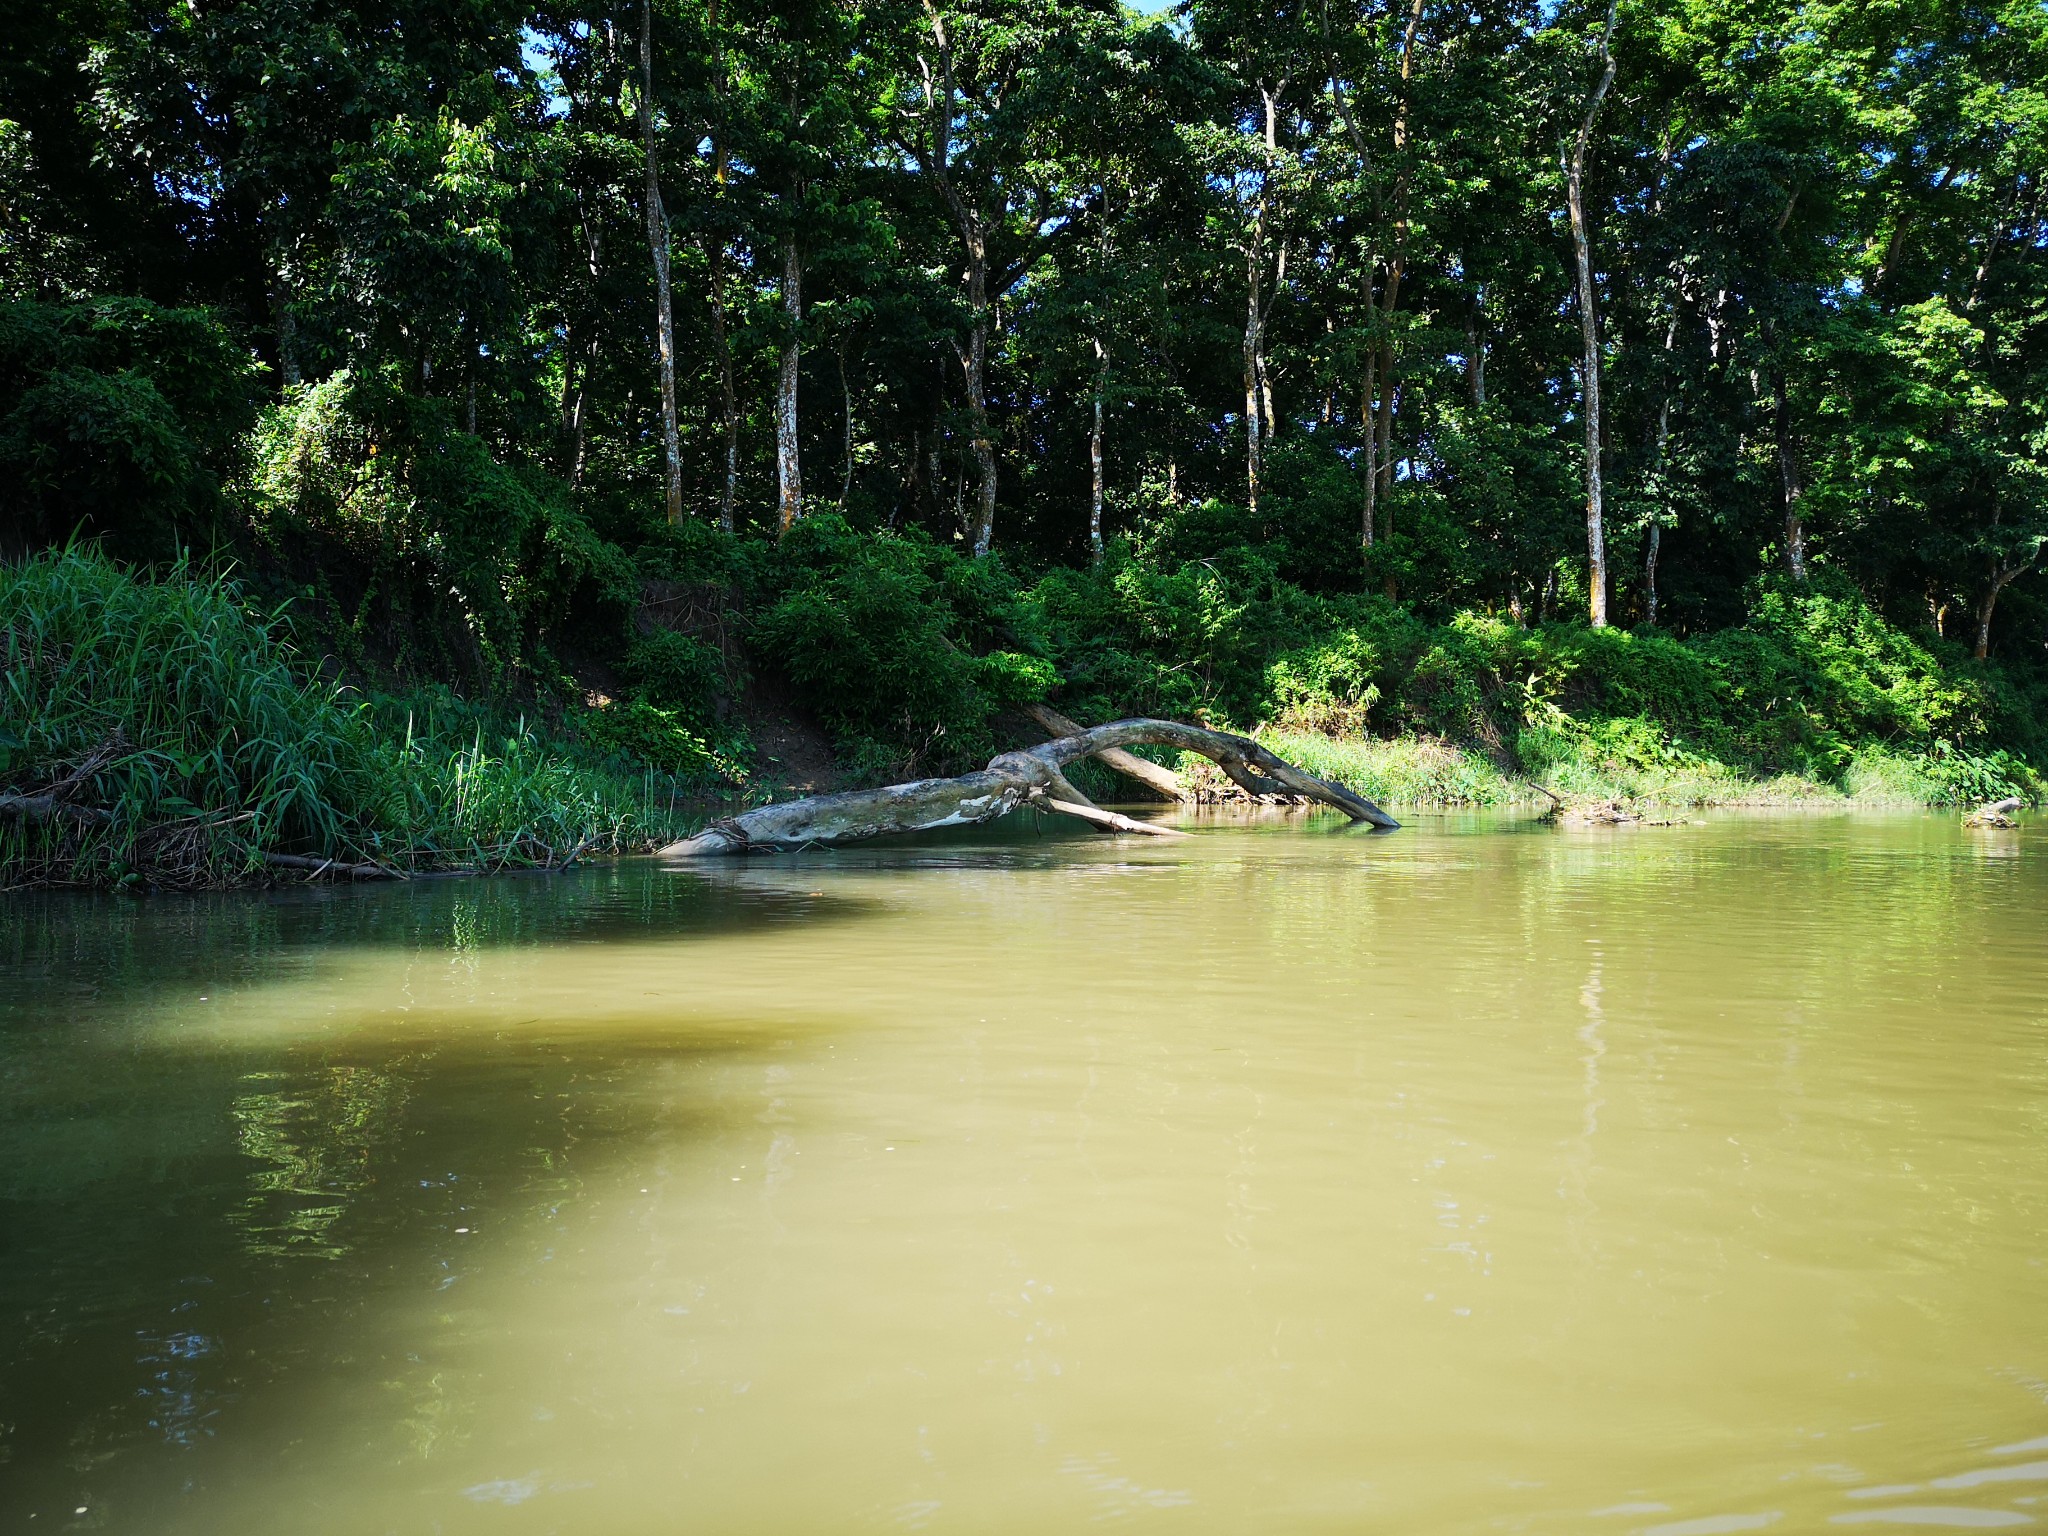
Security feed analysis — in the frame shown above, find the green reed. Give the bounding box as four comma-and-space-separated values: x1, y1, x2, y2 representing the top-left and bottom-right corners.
0, 548, 689, 887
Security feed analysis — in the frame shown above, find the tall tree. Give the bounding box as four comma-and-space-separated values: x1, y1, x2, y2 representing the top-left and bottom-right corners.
1563, 0, 1620, 626
637, 0, 684, 524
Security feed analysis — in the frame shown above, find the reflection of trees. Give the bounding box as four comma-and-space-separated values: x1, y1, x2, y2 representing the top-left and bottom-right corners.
230, 1063, 414, 1260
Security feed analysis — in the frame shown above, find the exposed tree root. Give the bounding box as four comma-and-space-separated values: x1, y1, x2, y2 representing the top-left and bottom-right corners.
662, 717, 1399, 857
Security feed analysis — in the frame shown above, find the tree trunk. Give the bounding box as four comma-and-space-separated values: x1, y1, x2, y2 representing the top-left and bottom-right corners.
269, 285, 301, 388
637, 0, 684, 526
839, 344, 856, 505
1644, 521, 1661, 628
706, 0, 737, 532
1331, 0, 1422, 559
560, 327, 582, 464
777, 232, 803, 536
563, 206, 603, 487
1023, 703, 1187, 801
711, 249, 739, 532
1976, 561, 2034, 659
1375, 368, 1397, 546
1465, 281, 1488, 405
1644, 311, 1677, 626
661, 718, 1399, 856
915, 7, 999, 557
962, 255, 998, 558
1263, 246, 1285, 443
1565, 0, 1619, 627
1089, 337, 1108, 561
1360, 358, 1378, 548
1242, 81, 1282, 517
1773, 367, 1807, 580
1243, 244, 1264, 514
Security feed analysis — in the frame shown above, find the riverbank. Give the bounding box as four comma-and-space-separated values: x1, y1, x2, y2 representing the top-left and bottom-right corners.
4, 546, 2038, 889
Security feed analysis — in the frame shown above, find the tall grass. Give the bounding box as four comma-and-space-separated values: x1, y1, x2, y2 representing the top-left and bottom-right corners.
1212, 727, 2030, 811
0, 548, 689, 887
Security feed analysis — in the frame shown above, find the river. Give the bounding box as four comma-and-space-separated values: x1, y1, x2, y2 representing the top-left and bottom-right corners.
3, 810, 2045, 1533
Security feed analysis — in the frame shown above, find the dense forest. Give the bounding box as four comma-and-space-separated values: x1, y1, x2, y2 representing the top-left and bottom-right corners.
1, 0, 2045, 882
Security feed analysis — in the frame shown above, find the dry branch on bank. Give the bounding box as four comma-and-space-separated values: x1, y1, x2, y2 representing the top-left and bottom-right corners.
662, 717, 1398, 857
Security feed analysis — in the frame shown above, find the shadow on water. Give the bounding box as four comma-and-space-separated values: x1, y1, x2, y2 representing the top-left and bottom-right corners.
0, 859, 889, 1529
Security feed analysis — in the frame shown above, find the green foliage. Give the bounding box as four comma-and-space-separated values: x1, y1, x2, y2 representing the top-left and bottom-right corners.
973, 650, 1058, 707
249, 370, 634, 687
753, 515, 1052, 775
1253, 728, 1520, 807
3, 0, 2043, 824
573, 697, 725, 781
623, 630, 728, 721
0, 300, 258, 556
1015, 545, 2043, 805
1264, 632, 1382, 733
0, 549, 686, 887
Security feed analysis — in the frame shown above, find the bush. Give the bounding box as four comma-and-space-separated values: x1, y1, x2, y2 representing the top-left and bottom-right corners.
624, 630, 728, 723
248, 369, 634, 688
1009, 535, 2041, 806
1264, 631, 1382, 733
753, 515, 1053, 775
575, 697, 737, 783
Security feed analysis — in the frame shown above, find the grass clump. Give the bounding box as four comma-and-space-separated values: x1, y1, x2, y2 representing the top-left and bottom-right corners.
0, 548, 690, 888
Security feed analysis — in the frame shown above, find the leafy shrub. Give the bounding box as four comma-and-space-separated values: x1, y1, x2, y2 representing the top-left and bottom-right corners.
249, 369, 633, 688
754, 515, 1052, 775
973, 650, 1058, 707
1263, 631, 1382, 733
1006, 531, 2040, 805
575, 698, 723, 781
624, 630, 728, 722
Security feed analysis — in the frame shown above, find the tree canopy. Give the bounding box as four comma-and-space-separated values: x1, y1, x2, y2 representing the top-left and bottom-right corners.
1, 0, 2043, 655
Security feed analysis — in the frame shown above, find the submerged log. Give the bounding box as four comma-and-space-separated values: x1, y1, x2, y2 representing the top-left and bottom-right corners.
662, 718, 1399, 857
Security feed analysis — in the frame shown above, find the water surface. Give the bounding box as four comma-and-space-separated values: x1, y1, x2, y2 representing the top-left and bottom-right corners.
4, 810, 2046, 1533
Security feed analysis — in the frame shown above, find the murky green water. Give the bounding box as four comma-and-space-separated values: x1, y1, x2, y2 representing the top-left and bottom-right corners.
3, 810, 2046, 1533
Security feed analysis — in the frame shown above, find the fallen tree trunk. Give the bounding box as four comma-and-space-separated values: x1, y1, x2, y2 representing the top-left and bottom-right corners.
662, 718, 1398, 857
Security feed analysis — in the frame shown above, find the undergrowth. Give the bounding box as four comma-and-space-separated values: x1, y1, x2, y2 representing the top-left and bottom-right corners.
0, 548, 699, 888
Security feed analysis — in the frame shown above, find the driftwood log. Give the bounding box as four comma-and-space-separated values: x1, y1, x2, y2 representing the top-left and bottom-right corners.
662, 717, 1398, 857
